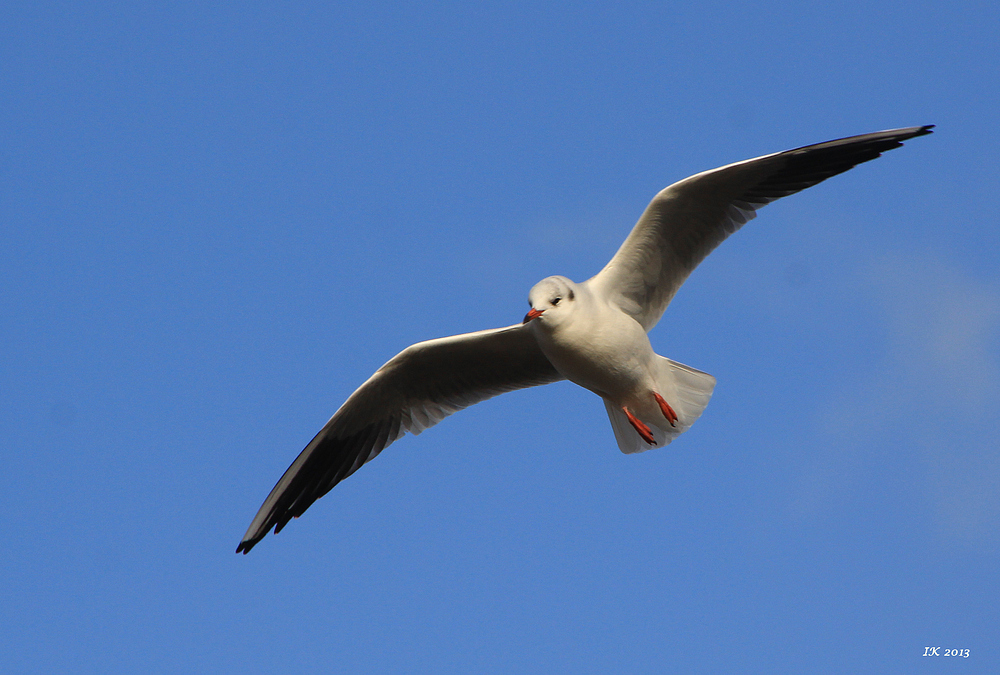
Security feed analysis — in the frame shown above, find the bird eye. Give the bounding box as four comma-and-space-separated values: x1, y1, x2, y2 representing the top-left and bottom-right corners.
552, 297, 561, 305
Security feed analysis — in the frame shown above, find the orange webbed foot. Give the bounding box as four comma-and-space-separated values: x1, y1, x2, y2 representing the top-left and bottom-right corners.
653, 392, 678, 427
622, 407, 656, 445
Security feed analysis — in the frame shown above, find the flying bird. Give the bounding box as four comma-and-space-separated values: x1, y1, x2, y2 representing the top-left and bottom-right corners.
237, 125, 933, 553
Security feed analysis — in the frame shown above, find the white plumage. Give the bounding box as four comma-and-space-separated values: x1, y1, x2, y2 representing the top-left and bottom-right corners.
238, 125, 932, 553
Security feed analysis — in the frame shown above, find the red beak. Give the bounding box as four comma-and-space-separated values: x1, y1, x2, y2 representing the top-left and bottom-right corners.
523, 308, 544, 324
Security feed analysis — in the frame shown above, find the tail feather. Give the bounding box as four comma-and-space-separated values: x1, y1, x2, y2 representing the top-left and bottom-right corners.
603, 357, 716, 454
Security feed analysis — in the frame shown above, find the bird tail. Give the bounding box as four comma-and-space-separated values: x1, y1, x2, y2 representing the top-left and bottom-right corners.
603, 357, 716, 454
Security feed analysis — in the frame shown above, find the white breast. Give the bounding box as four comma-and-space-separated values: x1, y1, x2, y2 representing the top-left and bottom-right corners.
530, 291, 656, 401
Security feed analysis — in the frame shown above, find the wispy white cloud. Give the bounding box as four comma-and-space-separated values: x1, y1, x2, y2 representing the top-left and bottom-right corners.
875, 256, 1000, 414
792, 253, 1000, 544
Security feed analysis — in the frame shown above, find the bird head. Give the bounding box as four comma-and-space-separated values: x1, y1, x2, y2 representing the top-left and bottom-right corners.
524, 276, 577, 325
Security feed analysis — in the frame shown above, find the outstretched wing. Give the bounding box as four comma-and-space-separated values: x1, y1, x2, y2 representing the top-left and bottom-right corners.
587, 126, 934, 331
237, 323, 562, 553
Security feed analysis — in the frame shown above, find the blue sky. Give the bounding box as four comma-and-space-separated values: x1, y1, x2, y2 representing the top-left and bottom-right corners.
2, 1, 997, 673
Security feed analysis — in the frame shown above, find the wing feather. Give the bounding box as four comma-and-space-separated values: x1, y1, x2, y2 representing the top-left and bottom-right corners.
237, 323, 562, 553
587, 126, 933, 330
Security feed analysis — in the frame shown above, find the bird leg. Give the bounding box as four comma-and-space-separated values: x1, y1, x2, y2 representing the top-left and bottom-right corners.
653, 392, 677, 427
622, 407, 656, 445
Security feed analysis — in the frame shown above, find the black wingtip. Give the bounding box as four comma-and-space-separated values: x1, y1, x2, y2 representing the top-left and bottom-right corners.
885, 125, 934, 151
236, 537, 261, 555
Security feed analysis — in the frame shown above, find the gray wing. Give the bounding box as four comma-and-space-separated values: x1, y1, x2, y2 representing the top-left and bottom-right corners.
237, 323, 562, 553
586, 126, 934, 331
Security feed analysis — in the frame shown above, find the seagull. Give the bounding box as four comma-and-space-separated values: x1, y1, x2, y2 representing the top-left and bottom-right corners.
237, 125, 933, 553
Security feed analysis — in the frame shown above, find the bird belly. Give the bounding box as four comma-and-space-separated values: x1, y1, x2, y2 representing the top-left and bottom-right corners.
536, 310, 655, 402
